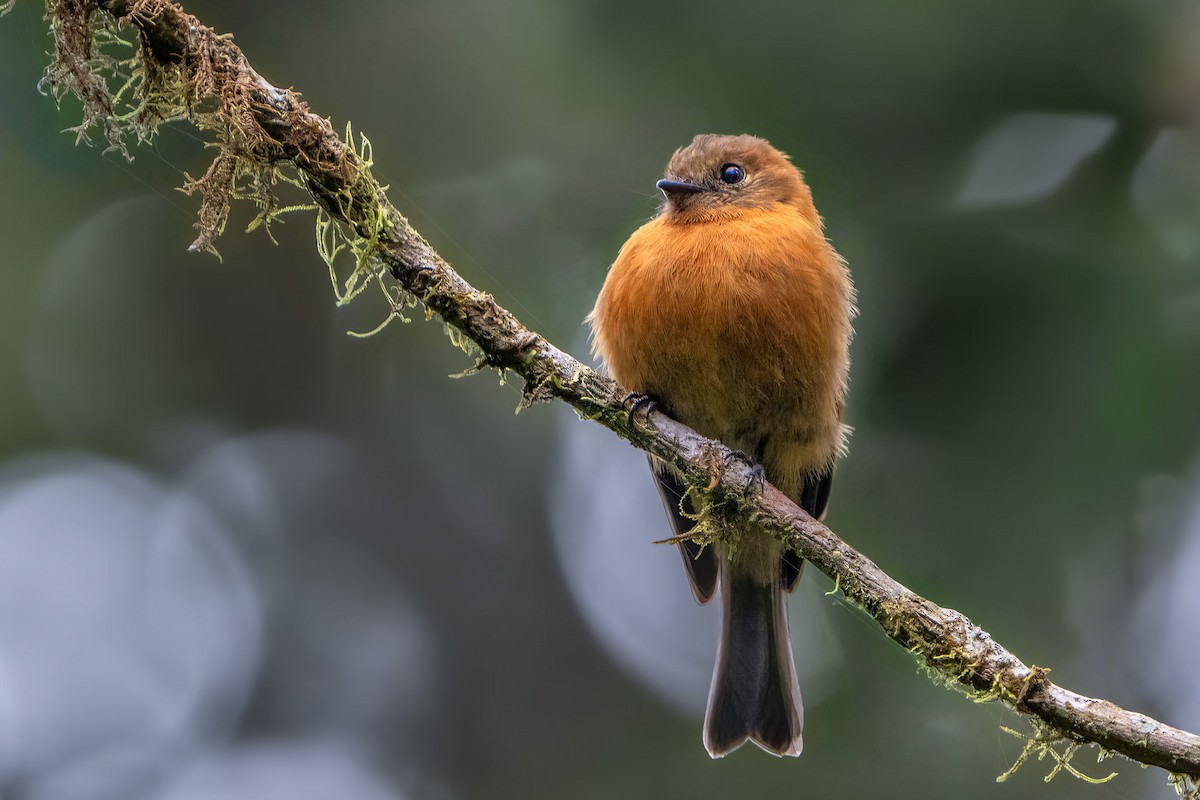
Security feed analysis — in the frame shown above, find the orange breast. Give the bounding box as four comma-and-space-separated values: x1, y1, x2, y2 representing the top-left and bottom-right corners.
590, 205, 852, 490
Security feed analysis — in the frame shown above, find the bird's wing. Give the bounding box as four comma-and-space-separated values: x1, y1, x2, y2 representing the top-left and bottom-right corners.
779, 466, 833, 592
650, 458, 719, 604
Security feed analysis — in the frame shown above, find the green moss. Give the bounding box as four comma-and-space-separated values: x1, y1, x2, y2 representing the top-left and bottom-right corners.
40, 1, 402, 327
997, 721, 1117, 785
1169, 773, 1200, 800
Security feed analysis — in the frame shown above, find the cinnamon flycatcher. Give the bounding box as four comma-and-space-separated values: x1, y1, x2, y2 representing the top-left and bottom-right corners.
589, 133, 854, 757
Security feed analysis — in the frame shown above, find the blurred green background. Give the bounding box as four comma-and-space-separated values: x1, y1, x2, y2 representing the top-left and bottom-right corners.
2, 1, 1200, 798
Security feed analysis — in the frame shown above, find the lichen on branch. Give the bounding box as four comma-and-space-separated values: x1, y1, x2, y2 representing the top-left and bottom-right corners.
40, 0, 391, 292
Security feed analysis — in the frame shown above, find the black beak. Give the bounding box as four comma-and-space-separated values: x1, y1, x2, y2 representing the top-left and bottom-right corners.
656, 178, 705, 196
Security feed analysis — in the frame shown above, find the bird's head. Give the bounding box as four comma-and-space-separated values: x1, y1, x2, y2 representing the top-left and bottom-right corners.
656, 134, 812, 222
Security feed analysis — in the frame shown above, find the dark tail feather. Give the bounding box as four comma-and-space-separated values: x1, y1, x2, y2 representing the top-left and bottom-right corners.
703, 559, 803, 758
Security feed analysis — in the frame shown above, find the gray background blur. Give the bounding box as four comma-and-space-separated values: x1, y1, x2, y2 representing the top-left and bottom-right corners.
2, 1, 1200, 798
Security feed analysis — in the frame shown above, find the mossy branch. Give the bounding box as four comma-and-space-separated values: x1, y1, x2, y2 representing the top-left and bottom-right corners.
18, 0, 1200, 787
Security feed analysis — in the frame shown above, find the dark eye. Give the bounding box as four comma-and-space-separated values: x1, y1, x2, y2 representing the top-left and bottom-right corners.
720, 163, 746, 184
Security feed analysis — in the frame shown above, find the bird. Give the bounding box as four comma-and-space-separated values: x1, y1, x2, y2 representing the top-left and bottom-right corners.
588, 133, 854, 758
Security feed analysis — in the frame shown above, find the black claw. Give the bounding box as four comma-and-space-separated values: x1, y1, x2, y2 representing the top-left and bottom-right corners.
746, 463, 767, 494
724, 450, 767, 494
622, 392, 657, 425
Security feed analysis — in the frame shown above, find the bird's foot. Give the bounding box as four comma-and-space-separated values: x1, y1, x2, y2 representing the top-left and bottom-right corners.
621, 391, 657, 426
723, 450, 767, 494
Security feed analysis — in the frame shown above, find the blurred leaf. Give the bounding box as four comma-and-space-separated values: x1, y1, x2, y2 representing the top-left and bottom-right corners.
954, 113, 1116, 209
1132, 127, 1200, 259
